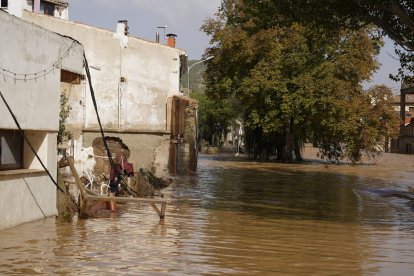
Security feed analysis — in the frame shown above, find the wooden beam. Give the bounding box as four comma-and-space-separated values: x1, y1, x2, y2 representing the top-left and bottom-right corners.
84, 195, 168, 219
62, 149, 89, 216
84, 195, 167, 204
150, 203, 162, 217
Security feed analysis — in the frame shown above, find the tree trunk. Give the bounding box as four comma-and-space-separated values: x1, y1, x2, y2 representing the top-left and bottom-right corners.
276, 143, 284, 160
284, 119, 294, 163
294, 137, 303, 161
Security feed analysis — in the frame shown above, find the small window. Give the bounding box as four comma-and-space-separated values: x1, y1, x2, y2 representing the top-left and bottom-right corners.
0, 0, 8, 8
40, 1, 55, 16
0, 130, 23, 171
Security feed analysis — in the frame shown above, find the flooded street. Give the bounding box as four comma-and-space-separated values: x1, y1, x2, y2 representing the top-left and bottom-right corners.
1, 149, 414, 275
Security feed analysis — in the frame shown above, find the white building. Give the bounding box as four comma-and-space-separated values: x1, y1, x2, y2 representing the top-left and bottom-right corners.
22, 11, 195, 177
0, 0, 68, 19
0, 9, 84, 230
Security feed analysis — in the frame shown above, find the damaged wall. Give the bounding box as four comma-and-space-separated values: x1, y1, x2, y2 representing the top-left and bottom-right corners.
83, 132, 170, 176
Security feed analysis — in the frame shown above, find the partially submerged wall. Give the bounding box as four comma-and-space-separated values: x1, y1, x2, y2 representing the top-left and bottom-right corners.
0, 10, 84, 230
169, 96, 198, 173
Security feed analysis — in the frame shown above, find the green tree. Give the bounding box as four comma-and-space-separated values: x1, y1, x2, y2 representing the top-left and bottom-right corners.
242, 0, 414, 79
192, 90, 238, 146
202, 0, 397, 163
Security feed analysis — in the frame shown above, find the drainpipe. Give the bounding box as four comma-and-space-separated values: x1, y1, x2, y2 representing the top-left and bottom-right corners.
119, 45, 122, 130
33, 0, 40, 13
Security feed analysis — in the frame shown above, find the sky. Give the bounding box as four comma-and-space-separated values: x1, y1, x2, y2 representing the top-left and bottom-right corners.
69, 0, 220, 58
68, 0, 401, 93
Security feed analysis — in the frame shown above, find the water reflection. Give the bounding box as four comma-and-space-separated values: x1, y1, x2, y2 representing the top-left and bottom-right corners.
1, 155, 414, 275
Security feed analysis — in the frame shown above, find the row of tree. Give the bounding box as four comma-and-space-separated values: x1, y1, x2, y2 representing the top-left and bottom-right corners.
197, 0, 410, 163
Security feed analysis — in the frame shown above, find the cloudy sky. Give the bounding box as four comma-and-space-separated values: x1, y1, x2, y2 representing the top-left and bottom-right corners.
69, 0, 220, 59
69, 0, 400, 92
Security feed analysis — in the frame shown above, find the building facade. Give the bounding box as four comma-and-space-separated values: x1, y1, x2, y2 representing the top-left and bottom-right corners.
22, 11, 196, 177
0, 0, 68, 19
390, 81, 414, 153
0, 9, 84, 230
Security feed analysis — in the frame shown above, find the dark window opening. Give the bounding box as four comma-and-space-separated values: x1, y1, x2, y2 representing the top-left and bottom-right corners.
61, 70, 81, 84
0, 129, 24, 171
0, 0, 8, 8
40, 1, 55, 16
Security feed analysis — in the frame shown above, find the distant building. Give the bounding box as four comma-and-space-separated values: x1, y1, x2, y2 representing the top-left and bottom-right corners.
390, 94, 414, 126
0, 0, 68, 19
22, 10, 197, 176
0, 9, 84, 230
390, 80, 414, 153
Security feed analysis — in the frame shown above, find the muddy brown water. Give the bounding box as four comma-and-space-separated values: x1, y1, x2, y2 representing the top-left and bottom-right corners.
1, 148, 414, 275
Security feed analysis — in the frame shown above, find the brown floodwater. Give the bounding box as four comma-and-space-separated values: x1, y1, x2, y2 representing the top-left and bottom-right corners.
1, 149, 414, 275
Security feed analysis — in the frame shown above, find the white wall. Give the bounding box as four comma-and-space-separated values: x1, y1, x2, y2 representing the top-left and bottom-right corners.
3, 0, 30, 17
0, 10, 83, 230
0, 11, 83, 130
22, 11, 187, 175
22, 11, 185, 131
3, 0, 68, 19
0, 172, 58, 229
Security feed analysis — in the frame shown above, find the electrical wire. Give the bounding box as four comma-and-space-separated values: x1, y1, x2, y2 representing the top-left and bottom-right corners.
0, 41, 77, 81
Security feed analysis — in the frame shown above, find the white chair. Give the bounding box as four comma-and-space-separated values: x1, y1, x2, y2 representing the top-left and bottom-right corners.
85, 169, 97, 190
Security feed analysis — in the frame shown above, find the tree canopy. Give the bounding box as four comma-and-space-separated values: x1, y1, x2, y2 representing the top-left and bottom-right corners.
242, 0, 414, 79
201, 0, 399, 162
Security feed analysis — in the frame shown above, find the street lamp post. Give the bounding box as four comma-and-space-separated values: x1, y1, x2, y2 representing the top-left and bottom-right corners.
187, 56, 214, 96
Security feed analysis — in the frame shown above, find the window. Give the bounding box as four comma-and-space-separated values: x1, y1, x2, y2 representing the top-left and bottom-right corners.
0, 0, 8, 8
0, 130, 23, 171
40, 1, 55, 16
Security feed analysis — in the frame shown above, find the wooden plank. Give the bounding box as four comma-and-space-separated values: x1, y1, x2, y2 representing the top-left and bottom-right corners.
84, 195, 167, 204
62, 150, 89, 216
63, 150, 86, 198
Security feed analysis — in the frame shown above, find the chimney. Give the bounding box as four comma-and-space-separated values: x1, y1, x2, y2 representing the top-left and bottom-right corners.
117, 20, 129, 36
166, 33, 177, 48
156, 32, 160, 43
